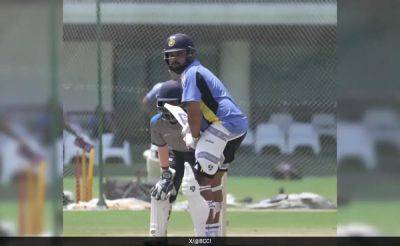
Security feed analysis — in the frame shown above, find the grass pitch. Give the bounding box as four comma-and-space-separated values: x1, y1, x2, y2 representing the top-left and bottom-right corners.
63, 176, 337, 204
63, 175, 336, 236
63, 209, 336, 236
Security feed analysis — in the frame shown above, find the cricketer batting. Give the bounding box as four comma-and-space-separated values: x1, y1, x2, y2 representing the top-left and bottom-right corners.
162, 33, 248, 237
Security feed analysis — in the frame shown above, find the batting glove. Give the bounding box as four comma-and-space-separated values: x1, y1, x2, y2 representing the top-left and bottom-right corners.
181, 125, 199, 150
150, 167, 176, 201
183, 133, 199, 150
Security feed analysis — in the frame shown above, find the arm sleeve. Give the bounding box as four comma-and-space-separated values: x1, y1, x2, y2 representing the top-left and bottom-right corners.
182, 69, 201, 102
145, 83, 162, 104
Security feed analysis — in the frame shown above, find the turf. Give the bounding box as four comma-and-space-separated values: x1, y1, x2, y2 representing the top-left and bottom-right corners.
1, 175, 336, 235
225, 176, 336, 204
338, 200, 400, 236
63, 175, 337, 236
0, 200, 54, 234
63, 210, 336, 236
63, 176, 337, 204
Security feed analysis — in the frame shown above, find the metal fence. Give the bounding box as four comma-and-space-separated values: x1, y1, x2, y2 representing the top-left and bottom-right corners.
62, 0, 336, 183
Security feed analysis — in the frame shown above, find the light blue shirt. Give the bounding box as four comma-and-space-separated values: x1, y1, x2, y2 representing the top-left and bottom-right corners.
181, 60, 248, 134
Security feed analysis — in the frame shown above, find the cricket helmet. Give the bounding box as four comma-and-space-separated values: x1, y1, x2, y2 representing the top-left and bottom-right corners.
163, 33, 195, 74
156, 80, 183, 123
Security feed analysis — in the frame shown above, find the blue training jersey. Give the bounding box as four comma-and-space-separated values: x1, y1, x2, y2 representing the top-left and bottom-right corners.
181, 60, 248, 134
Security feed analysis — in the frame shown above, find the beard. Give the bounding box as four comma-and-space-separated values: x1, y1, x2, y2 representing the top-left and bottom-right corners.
168, 61, 186, 74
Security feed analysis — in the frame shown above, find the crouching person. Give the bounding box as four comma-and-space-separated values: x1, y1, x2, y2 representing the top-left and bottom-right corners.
149, 81, 195, 236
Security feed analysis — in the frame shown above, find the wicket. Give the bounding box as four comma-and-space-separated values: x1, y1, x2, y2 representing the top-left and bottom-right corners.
18, 161, 47, 236
75, 148, 95, 202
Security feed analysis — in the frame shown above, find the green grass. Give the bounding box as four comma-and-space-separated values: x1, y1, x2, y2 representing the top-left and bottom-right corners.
63, 175, 336, 236
225, 176, 336, 204
0, 176, 336, 235
0, 200, 55, 234
338, 200, 400, 236
63, 210, 336, 236
63, 176, 336, 205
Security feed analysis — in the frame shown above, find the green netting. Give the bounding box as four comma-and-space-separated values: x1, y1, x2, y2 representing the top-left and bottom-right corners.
62, 0, 336, 183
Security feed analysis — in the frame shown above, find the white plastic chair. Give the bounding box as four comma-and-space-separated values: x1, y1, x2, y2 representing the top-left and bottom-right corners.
311, 113, 336, 138
363, 108, 400, 128
1, 123, 61, 182
288, 123, 321, 155
101, 133, 132, 166
255, 123, 286, 154
63, 131, 80, 165
0, 137, 29, 183
63, 131, 94, 165
69, 122, 91, 137
269, 113, 294, 133
337, 122, 376, 170
362, 108, 400, 149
